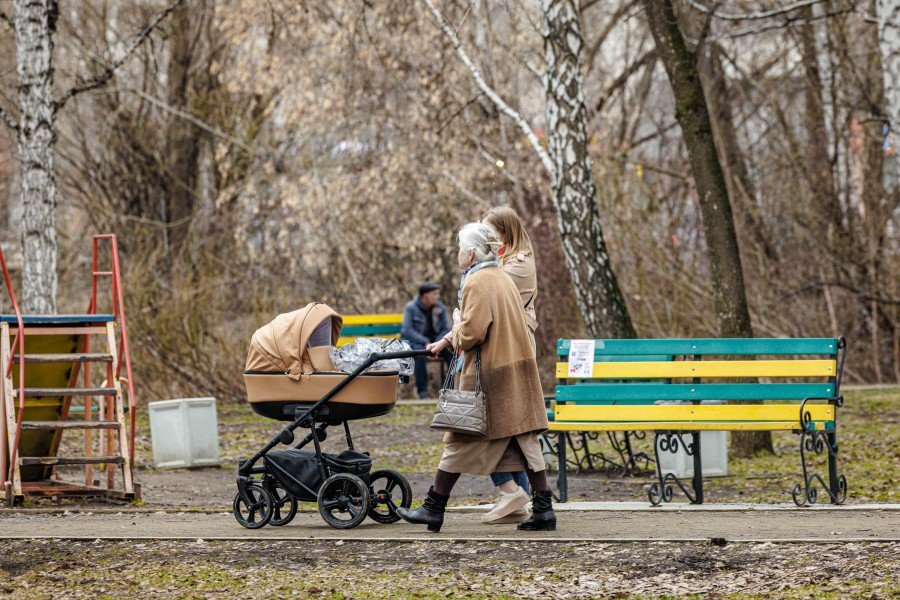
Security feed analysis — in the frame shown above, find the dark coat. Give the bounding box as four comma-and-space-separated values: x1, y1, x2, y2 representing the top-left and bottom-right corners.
401, 296, 451, 347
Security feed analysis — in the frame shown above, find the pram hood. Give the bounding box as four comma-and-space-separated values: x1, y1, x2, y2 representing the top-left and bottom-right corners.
245, 302, 343, 380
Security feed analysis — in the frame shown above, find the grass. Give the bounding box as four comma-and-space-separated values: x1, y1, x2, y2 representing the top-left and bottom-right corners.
126, 388, 897, 505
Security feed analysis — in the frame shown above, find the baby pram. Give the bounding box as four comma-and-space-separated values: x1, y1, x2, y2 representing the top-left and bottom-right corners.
234, 302, 429, 529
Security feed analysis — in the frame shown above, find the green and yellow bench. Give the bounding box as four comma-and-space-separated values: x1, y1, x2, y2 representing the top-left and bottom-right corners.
547, 337, 847, 506
338, 314, 403, 347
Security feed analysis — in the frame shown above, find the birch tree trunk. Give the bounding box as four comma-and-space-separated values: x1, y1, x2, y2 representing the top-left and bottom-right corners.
878, 0, 900, 190
542, 0, 636, 339
14, 0, 58, 313
642, 0, 770, 455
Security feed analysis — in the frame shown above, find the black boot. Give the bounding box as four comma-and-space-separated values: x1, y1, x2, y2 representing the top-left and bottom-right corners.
517, 490, 556, 531
396, 487, 448, 533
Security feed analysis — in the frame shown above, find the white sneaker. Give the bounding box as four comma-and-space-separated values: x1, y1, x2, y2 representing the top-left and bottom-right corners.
484, 507, 530, 524
481, 487, 530, 524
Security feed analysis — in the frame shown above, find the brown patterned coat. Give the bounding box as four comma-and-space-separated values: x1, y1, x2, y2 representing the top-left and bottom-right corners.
445, 266, 548, 443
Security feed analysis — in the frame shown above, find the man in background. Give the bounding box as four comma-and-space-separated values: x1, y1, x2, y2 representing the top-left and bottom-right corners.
402, 282, 451, 398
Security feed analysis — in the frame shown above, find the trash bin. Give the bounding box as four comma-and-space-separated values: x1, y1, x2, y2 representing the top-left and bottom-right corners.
655, 401, 728, 478
148, 397, 221, 468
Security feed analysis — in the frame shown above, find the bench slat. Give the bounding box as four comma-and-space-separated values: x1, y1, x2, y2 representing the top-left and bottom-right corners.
554, 382, 835, 402
336, 334, 400, 347
555, 359, 836, 379
557, 338, 839, 357
553, 403, 834, 423
341, 314, 403, 326
547, 421, 832, 432
340, 324, 404, 336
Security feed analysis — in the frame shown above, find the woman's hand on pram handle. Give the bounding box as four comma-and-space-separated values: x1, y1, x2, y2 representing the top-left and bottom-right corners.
426, 338, 451, 356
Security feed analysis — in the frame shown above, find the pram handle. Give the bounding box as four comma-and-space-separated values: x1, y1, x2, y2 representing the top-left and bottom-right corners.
369, 349, 433, 361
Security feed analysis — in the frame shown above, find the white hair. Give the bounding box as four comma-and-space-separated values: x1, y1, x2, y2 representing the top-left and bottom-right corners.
458, 222, 502, 262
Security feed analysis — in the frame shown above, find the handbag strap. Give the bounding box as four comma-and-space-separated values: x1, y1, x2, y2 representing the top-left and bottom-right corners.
442, 352, 458, 389
442, 347, 483, 393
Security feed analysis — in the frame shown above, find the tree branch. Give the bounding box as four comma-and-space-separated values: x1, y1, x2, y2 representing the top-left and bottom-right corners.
55, 0, 184, 112
687, 4, 857, 43
124, 88, 254, 153
0, 105, 17, 131
687, 0, 832, 21
422, 0, 554, 175
777, 281, 900, 307
694, 1, 721, 51
594, 49, 657, 115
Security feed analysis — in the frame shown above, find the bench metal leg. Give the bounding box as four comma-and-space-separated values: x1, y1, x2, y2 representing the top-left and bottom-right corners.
557, 432, 568, 503
791, 398, 847, 506
827, 431, 842, 503
691, 432, 704, 504
649, 432, 702, 505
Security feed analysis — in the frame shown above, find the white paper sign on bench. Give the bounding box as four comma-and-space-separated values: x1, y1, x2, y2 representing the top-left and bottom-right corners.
567, 339, 596, 378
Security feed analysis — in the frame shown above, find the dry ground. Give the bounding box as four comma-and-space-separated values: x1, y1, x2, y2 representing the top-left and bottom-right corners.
0, 539, 896, 599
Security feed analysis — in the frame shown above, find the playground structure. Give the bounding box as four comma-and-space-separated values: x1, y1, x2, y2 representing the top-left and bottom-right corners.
1, 235, 137, 506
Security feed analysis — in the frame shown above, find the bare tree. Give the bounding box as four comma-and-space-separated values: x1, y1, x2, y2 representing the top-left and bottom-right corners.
542, 0, 636, 338
4, 1, 58, 313
423, 0, 636, 338
642, 0, 769, 455
699, 42, 779, 263
0, 0, 181, 312
877, 0, 900, 189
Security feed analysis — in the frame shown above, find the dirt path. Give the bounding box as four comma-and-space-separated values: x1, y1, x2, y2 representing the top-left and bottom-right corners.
1, 508, 896, 541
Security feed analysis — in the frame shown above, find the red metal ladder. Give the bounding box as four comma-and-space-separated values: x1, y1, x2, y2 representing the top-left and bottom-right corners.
1, 235, 138, 505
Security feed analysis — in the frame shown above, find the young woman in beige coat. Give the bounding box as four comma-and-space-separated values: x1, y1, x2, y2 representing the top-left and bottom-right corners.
479, 206, 540, 524
396, 223, 555, 533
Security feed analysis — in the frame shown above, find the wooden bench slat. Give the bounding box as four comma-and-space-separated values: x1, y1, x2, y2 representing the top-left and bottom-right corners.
557, 338, 840, 357
555, 359, 837, 379
341, 314, 403, 326
555, 359, 836, 379
554, 382, 835, 402
553, 403, 834, 423
336, 334, 400, 347
340, 324, 404, 336
547, 421, 832, 432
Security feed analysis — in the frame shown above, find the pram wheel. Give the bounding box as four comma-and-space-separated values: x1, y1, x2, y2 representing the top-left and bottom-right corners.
317, 473, 371, 529
367, 469, 412, 524
232, 483, 274, 529
265, 479, 299, 527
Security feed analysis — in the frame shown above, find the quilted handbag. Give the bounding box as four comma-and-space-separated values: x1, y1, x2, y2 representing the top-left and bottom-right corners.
430, 348, 487, 437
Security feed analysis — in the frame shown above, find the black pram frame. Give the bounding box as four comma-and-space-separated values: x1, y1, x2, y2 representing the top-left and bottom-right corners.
233, 348, 431, 530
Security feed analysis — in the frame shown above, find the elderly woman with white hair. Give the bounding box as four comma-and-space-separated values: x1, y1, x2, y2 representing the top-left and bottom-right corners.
396, 223, 555, 532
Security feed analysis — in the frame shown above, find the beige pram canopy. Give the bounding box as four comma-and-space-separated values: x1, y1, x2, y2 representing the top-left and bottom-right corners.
245, 302, 343, 378
243, 302, 400, 422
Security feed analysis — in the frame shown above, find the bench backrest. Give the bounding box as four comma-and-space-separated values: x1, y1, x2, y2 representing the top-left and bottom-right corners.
552, 337, 845, 428
338, 313, 403, 347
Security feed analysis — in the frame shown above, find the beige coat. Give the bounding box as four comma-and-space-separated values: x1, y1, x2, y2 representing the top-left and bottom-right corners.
446, 266, 548, 443
501, 250, 538, 334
